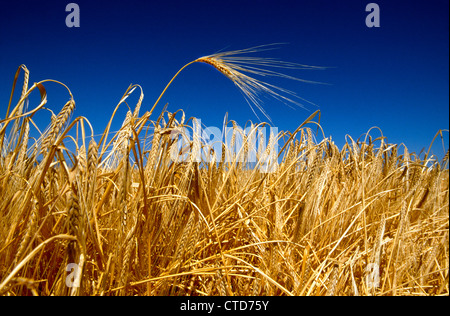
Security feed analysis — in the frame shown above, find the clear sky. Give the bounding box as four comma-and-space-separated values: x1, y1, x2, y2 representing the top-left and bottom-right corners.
1, 0, 448, 161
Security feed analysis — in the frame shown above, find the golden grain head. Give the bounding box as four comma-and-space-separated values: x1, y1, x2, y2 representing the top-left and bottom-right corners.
195, 44, 326, 122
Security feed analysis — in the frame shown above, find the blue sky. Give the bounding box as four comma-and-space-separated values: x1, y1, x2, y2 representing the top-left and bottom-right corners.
1, 0, 448, 160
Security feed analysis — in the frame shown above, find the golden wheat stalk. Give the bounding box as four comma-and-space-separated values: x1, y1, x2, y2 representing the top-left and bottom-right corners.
149, 44, 324, 122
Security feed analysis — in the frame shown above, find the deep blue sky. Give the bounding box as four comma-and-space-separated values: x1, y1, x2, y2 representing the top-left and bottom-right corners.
1, 0, 448, 160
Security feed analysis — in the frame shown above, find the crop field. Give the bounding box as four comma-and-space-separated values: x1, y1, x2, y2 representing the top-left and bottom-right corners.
0, 48, 448, 296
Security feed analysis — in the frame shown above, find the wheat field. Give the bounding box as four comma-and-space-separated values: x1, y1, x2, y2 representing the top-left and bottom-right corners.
0, 48, 448, 296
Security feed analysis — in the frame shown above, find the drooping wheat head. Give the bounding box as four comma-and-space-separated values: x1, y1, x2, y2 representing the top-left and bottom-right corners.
194, 44, 325, 121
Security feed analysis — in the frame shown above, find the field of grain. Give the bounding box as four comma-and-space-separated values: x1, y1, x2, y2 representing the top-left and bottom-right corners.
0, 48, 448, 296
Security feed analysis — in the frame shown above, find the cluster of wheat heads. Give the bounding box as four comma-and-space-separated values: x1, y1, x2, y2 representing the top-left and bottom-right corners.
0, 48, 449, 296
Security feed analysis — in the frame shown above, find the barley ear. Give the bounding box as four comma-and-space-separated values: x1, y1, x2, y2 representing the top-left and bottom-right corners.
67, 190, 81, 265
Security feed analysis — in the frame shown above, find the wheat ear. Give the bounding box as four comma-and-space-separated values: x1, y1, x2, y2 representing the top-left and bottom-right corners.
41, 99, 75, 155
